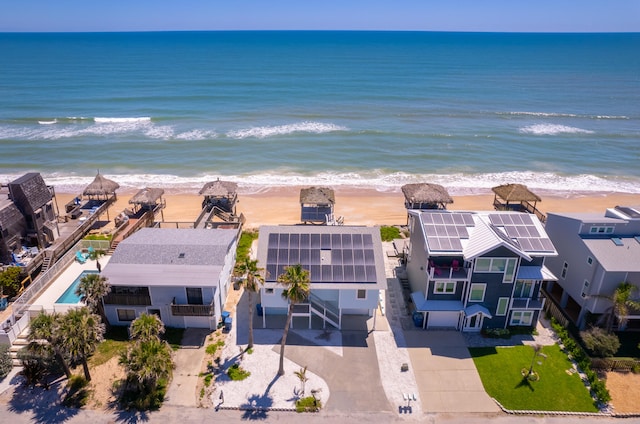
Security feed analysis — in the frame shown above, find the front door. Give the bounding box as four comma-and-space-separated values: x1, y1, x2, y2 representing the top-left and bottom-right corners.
464, 314, 483, 332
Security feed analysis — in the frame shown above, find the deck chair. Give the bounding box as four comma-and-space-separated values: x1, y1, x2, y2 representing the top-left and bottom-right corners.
452, 260, 460, 271
75, 250, 87, 264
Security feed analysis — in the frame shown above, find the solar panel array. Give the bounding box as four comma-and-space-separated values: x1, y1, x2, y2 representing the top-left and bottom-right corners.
265, 232, 378, 283
422, 212, 475, 252
488, 213, 555, 253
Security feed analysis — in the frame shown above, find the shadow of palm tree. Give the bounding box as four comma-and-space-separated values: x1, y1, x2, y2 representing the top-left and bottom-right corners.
515, 376, 535, 392
239, 374, 281, 420
8, 378, 80, 424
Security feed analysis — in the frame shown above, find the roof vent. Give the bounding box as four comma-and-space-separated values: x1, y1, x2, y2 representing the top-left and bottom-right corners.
178, 253, 185, 259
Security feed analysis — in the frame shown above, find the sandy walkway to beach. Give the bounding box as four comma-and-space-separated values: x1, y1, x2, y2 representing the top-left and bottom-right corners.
55, 187, 640, 230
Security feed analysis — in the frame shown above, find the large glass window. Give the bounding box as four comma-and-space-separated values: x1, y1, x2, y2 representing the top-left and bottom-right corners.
514, 280, 534, 298
474, 258, 518, 283
496, 298, 509, 316
434, 281, 456, 294
469, 283, 486, 302
475, 258, 491, 272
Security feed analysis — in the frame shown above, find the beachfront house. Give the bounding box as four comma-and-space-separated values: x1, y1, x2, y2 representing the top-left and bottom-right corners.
101, 227, 239, 329
405, 210, 557, 331
256, 225, 387, 330
543, 206, 640, 331
0, 173, 59, 266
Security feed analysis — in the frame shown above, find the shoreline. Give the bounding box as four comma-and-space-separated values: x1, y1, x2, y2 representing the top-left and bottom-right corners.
53, 186, 640, 230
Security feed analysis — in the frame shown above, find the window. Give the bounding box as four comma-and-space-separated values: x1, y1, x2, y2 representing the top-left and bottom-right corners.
474, 258, 517, 283
514, 280, 534, 298
186, 287, 203, 305
434, 281, 456, 294
510, 311, 533, 326
581, 280, 590, 298
357, 289, 367, 299
469, 283, 486, 302
265, 288, 274, 294
561, 262, 568, 279
589, 225, 614, 234
496, 297, 509, 316
587, 257, 593, 265
117, 309, 136, 322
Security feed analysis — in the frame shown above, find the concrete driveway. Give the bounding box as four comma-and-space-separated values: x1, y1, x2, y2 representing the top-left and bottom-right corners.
404, 330, 500, 413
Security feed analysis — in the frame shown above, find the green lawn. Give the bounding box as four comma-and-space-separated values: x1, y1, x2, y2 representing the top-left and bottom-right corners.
89, 326, 130, 367
470, 344, 598, 412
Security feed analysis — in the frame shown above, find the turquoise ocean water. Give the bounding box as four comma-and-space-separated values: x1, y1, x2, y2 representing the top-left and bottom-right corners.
0, 31, 639, 194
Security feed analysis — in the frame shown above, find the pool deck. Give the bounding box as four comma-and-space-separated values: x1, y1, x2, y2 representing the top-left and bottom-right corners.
28, 256, 112, 314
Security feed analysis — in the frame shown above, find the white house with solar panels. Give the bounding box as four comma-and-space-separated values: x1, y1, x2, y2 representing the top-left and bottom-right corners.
405, 210, 557, 331
543, 206, 640, 331
256, 225, 387, 330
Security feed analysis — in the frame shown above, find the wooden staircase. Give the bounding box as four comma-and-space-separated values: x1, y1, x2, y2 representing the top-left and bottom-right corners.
9, 333, 29, 367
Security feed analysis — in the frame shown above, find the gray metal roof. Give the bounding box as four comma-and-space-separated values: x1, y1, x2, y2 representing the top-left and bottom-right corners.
109, 228, 238, 266
584, 237, 640, 272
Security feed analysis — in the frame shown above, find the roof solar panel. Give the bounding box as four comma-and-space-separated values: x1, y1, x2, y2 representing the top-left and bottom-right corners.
342, 250, 353, 265
353, 249, 365, 265
310, 233, 321, 248
266, 264, 277, 281
518, 238, 532, 251
364, 249, 375, 264
363, 234, 373, 248
520, 214, 534, 225
504, 226, 518, 238
343, 265, 355, 281
354, 265, 366, 281
442, 213, 454, 224
278, 233, 289, 248
300, 233, 310, 248
439, 238, 452, 250
331, 249, 342, 263
321, 233, 331, 249
310, 249, 321, 265
321, 265, 332, 281
342, 234, 353, 248
525, 225, 540, 237
365, 265, 377, 282
332, 265, 344, 281
435, 226, 448, 236
289, 233, 300, 249
462, 213, 475, 226
450, 238, 463, 251
267, 248, 278, 263
452, 214, 464, 225
427, 236, 441, 250
276, 264, 286, 279
458, 226, 469, 238
433, 213, 444, 225
424, 224, 437, 236
352, 233, 363, 248
268, 233, 279, 248
489, 214, 502, 225
288, 248, 300, 264
540, 239, 555, 251
331, 233, 342, 248
310, 265, 321, 280
299, 249, 310, 264
530, 238, 544, 251
277, 248, 288, 264
421, 213, 434, 223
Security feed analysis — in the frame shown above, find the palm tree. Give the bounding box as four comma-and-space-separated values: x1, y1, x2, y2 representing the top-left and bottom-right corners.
28, 311, 71, 378
57, 307, 105, 381
235, 257, 265, 349
276, 264, 311, 376
76, 272, 110, 324
596, 282, 640, 331
130, 312, 165, 343
294, 365, 309, 396
120, 338, 173, 393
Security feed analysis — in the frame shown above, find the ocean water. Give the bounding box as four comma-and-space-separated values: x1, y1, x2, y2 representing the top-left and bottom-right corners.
0, 31, 639, 195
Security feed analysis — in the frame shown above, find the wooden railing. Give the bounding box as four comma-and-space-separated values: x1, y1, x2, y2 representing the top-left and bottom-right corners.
171, 298, 215, 316
103, 293, 151, 306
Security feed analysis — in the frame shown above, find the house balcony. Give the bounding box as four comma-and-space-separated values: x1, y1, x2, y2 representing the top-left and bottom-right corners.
510, 296, 545, 310
103, 293, 151, 306
171, 298, 215, 317
427, 263, 470, 281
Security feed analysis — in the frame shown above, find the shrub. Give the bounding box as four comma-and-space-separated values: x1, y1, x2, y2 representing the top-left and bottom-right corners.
295, 395, 321, 412
580, 327, 620, 358
632, 363, 640, 374
0, 344, 12, 379
0, 266, 22, 298
380, 226, 401, 242
227, 363, 250, 381
483, 328, 510, 339
203, 373, 213, 387
205, 344, 218, 355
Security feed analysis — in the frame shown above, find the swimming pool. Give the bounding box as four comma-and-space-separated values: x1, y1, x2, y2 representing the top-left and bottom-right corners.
55, 270, 99, 304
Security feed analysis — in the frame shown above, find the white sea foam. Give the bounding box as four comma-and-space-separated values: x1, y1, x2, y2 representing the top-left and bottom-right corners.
519, 124, 594, 135
94, 117, 152, 123
38, 119, 57, 125
17, 170, 640, 196
502, 111, 628, 120
227, 121, 347, 139
175, 129, 218, 140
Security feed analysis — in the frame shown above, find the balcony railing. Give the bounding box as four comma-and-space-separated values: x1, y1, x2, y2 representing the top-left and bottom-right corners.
510, 296, 545, 310
171, 298, 215, 317
427, 264, 470, 281
103, 293, 152, 306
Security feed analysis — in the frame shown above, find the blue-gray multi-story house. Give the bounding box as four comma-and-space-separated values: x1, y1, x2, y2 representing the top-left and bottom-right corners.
543, 206, 640, 330
406, 210, 557, 331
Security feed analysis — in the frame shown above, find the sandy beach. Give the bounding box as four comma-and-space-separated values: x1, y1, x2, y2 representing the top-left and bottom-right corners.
53, 187, 640, 230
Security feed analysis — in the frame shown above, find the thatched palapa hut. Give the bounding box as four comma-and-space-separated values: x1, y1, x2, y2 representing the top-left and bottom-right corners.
83, 172, 120, 200
300, 186, 336, 224
129, 187, 166, 220
401, 183, 453, 210
199, 179, 238, 214
491, 183, 545, 222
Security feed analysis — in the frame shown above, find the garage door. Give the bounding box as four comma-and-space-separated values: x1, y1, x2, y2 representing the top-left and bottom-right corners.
427, 311, 460, 329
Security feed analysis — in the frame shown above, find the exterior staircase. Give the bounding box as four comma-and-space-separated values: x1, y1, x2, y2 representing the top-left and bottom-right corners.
40, 256, 53, 273
8, 332, 29, 367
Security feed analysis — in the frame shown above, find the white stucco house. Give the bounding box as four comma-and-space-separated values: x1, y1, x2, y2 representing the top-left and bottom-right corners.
101, 227, 239, 329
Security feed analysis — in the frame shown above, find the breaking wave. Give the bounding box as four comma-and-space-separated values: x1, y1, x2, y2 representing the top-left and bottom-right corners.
519, 124, 595, 135
226, 122, 347, 139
